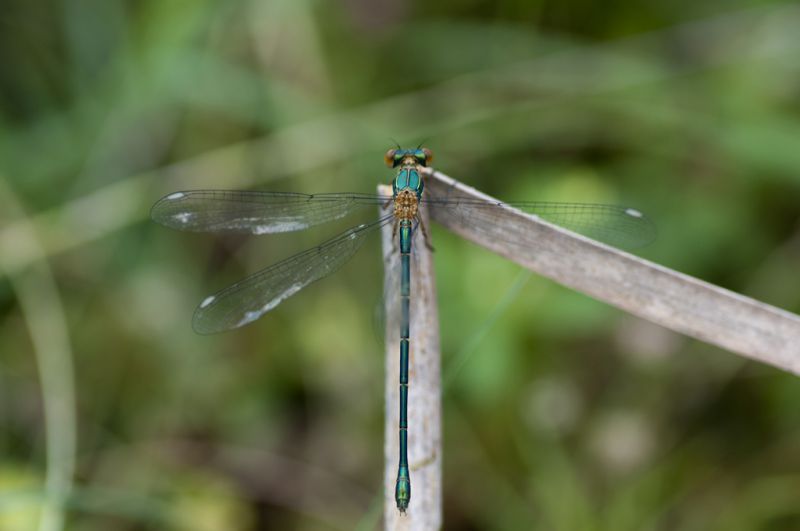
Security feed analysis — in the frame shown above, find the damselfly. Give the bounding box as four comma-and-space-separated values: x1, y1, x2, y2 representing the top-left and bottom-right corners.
151, 147, 655, 512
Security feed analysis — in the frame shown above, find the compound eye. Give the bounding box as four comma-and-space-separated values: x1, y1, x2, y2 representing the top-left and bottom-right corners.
422, 148, 433, 164
384, 149, 398, 167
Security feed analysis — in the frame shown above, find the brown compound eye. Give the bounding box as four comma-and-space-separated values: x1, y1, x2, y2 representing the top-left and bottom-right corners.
422, 147, 433, 164
384, 148, 398, 167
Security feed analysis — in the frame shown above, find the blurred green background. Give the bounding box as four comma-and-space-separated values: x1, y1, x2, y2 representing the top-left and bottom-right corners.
2, 0, 800, 529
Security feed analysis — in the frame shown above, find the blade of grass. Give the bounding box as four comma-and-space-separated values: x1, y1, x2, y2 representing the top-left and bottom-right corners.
0, 177, 77, 531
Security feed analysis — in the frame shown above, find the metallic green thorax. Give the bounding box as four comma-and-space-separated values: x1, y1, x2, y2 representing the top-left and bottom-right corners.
391, 152, 426, 513
392, 168, 423, 197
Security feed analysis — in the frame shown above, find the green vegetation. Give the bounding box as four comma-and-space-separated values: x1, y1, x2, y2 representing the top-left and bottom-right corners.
1, 0, 799, 529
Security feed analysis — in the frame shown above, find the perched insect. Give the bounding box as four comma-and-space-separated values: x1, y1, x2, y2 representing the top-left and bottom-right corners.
151, 147, 654, 512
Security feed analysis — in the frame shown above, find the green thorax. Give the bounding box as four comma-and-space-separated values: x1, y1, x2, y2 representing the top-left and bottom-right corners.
393, 166, 424, 198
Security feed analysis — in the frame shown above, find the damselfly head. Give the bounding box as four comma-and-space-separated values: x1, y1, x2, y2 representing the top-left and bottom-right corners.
384, 147, 433, 168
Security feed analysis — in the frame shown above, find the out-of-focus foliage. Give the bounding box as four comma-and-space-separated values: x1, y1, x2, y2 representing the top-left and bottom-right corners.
1, 0, 800, 529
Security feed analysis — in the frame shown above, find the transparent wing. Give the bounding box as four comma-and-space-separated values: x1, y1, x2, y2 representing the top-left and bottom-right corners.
193, 215, 393, 334
422, 196, 656, 249
151, 190, 390, 234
